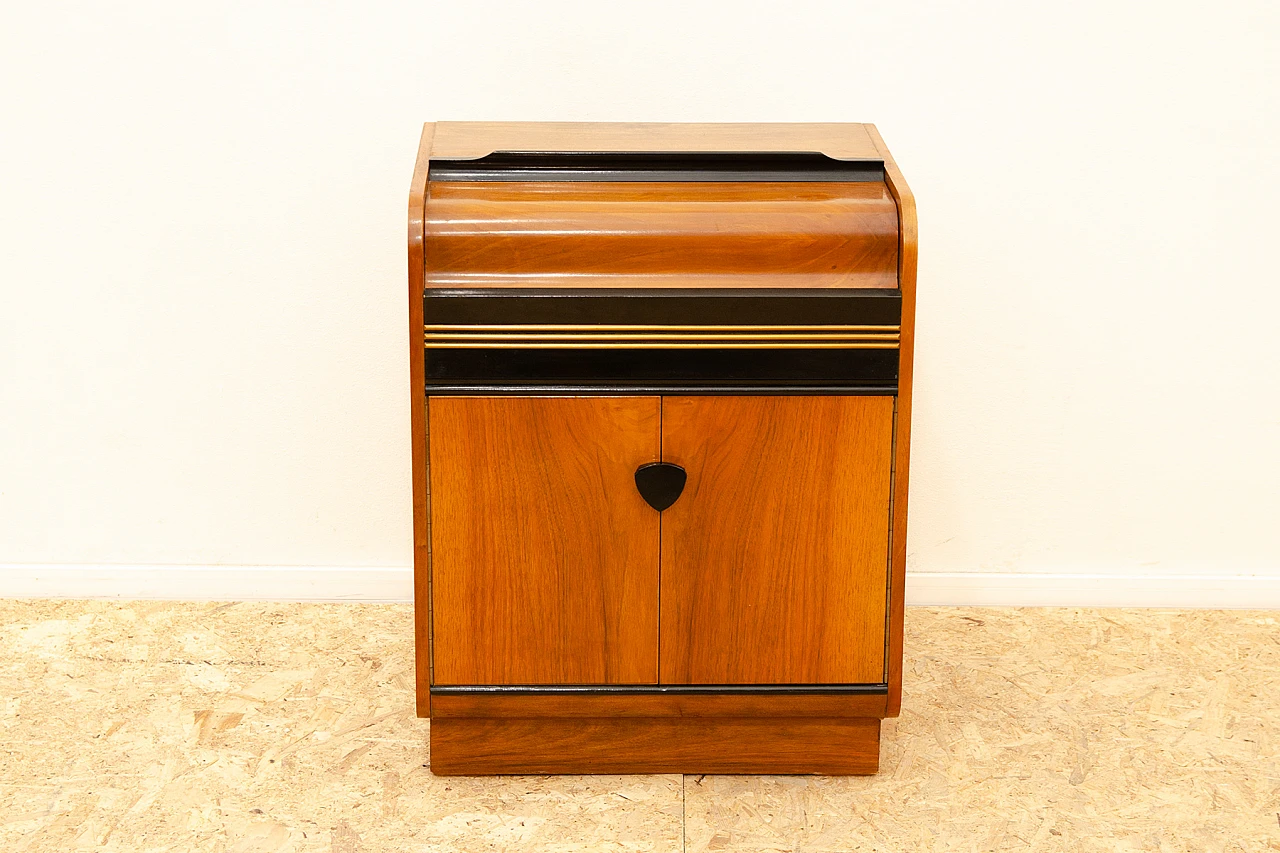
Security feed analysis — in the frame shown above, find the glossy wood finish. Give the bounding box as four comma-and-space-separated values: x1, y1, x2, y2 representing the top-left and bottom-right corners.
867, 125, 917, 718
430, 691, 888, 719
427, 272, 886, 290
430, 121, 883, 161
423, 181, 898, 288
428, 396, 660, 685
429, 717, 881, 775
410, 122, 914, 773
660, 396, 894, 685
408, 122, 435, 718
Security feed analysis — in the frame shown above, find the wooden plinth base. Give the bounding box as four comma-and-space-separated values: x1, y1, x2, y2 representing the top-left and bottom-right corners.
429, 716, 881, 775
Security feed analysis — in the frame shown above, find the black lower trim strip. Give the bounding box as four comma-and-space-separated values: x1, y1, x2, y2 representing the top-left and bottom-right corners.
425, 347, 898, 389
431, 683, 889, 696
425, 383, 898, 396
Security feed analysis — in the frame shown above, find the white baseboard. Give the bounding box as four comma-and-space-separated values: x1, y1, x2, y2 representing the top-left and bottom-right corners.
0, 564, 414, 602
1, 565, 1277, 608
905, 571, 1280, 609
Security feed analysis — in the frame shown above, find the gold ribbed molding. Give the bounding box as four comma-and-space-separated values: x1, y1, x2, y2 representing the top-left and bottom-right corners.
424, 324, 900, 349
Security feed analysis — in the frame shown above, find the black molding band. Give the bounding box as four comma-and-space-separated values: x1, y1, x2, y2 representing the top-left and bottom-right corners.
423, 288, 901, 391
424, 349, 898, 391
424, 383, 899, 396
429, 152, 885, 183
431, 683, 890, 696
425, 288, 902, 327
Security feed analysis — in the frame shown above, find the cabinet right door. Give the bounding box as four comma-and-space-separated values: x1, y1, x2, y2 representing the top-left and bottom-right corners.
660, 396, 894, 685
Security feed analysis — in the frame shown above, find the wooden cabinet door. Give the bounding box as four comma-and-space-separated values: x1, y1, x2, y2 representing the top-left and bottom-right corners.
429, 396, 660, 685
659, 396, 894, 685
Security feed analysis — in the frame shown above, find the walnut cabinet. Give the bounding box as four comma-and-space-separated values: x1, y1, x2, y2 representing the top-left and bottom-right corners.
408, 123, 916, 774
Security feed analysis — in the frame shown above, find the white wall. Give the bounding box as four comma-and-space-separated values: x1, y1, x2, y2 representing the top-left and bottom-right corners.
2, 1, 1278, 603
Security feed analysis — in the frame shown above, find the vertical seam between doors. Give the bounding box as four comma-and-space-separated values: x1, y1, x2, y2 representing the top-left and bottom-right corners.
657, 395, 664, 685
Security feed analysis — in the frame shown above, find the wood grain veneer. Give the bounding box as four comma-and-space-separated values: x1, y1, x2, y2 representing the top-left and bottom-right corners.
429, 122, 882, 161
425, 181, 888, 202
430, 691, 888, 719
422, 180, 898, 286
659, 396, 894, 685
428, 396, 660, 685
410, 122, 915, 773
867, 124, 916, 718
429, 717, 881, 775
425, 272, 888, 290
408, 122, 435, 718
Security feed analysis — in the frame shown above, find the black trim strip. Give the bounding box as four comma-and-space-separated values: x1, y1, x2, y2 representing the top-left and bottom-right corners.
425, 384, 899, 396
431, 684, 889, 696
423, 288, 901, 391
425, 288, 902, 327
429, 151, 885, 183
424, 348, 899, 391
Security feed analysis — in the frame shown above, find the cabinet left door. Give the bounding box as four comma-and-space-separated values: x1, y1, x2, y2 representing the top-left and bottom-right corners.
428, 396, 661, 685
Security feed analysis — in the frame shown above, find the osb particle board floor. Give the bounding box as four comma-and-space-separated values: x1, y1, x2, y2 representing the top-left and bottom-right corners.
1, 603, 1276, 853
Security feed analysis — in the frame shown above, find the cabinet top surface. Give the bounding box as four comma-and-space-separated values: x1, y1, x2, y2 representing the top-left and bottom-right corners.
430, 122, 883, 161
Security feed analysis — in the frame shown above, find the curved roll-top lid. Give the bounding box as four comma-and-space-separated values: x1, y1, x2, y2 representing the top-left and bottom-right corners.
421, 122, 899, 292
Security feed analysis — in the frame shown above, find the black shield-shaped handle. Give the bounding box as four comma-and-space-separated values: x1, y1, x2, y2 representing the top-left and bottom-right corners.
634, 463, 686, 512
